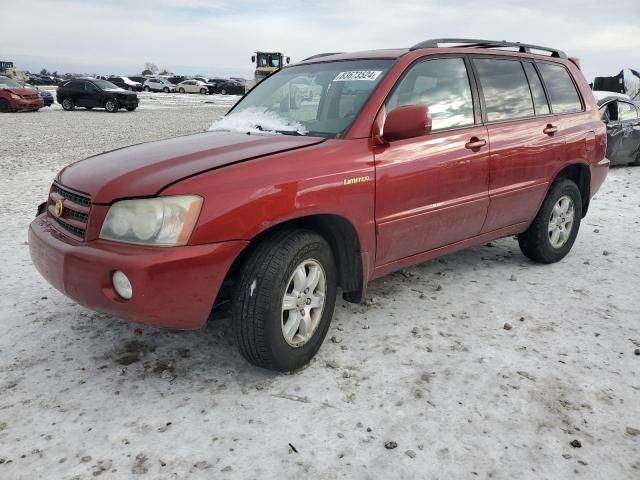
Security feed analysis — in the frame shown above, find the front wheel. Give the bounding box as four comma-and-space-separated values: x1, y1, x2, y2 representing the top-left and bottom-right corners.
143, 86, 150, 92
179, 87, 185, 93
0, 99, 11, 113
232, 229, 337, 371
518, 178, 582, 264
104, 98, 118, 113
163, 87, 169, 93
200, 88, 207, 94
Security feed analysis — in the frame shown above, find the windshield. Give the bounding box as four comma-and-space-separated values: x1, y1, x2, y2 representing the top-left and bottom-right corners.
0, 76, 22, 88
213, 59, 393, 137
91, 79, 121, 90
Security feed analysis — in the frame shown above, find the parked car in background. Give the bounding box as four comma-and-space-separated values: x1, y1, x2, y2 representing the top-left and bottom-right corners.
57, 78, 138, 112
143, 77, 175, 93
128, 76, 148, 85
212, 79, 245, 95
0, 75, 43, 112
598, 96, 640, 166
108, 76, 143, 92
30, 39, 608, 371
167, 76, 186, 85
20, 82, 54, 107
176, 79, 214, 94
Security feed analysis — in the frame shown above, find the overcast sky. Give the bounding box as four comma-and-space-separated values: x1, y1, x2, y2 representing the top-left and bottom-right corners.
2, 0, 639, 81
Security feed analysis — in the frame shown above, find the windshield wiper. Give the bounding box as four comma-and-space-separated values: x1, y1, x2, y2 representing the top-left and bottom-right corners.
253, 124, 303, 136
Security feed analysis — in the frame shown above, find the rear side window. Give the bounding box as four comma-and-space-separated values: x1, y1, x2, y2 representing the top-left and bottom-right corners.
618, 102, 639, 121
473, 58, 534, 122
522, 62, 550, 115
536, 63, 582, 114
386, 57, 475, 131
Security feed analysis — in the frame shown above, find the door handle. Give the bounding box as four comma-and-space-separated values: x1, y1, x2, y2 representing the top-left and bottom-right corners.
543, 124, 558, 135
465, 137, 487, 150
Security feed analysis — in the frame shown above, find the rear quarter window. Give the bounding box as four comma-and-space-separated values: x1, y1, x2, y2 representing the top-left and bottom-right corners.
536, 63, 582, 114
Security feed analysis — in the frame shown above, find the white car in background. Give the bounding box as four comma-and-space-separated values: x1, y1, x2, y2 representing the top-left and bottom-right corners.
175, 79, 214, 94
143, 78, 176, 93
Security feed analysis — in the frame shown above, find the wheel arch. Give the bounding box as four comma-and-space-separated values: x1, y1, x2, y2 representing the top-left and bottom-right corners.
553, 162, 591, 217
216, 214, 366, 310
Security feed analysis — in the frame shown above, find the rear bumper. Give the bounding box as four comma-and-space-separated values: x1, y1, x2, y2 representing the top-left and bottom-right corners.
29, 214, 248, 329
591, 157, 610, 196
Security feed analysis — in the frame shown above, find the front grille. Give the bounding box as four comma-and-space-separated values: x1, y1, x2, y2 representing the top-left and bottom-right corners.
48, 183, 91, 241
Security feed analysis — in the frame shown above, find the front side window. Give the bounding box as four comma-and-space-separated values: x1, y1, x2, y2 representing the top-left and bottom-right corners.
473, 58, 535, 122
219, 59, 393, 138
386, 57, 475, 131
536, 62, 582, 114
618, 102, 639, 121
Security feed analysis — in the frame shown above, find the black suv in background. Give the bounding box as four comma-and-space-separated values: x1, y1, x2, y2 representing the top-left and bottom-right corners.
107, 76, 143, 91
57, 78, 139, 112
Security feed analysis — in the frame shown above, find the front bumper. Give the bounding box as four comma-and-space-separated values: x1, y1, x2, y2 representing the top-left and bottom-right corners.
117, 97, 139, 108
29, 214, 248, 329
14, 97, 44, 111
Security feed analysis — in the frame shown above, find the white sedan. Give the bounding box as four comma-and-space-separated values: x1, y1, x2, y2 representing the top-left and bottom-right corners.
175, 80, 213, 94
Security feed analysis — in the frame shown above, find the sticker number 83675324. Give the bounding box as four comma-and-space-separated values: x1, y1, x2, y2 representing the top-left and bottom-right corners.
333, 71, 382, 82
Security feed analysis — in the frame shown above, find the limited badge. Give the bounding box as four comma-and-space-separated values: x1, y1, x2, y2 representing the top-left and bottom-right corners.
54, 199, 64, 217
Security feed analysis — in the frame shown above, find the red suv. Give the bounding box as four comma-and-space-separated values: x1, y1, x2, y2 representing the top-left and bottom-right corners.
0, 76, 44, 112
29, 39, 609, 371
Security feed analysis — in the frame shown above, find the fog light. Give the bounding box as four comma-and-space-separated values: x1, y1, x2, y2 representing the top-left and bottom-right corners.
112, 271, 133, 300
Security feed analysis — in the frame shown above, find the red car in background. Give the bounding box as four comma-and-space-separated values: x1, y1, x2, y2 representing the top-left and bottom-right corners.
0, 75, 44, 112
29, 38, 608, 371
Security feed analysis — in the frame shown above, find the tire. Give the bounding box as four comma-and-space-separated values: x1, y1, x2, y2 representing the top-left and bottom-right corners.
0, 99, 11, 113
232, 229, 337, 371
220, 89, 227, 95
104, 98, 118, 113
179, 87, 185, 93
200, 88, 207, 94
163, 87, 169, 93
143, 86, 150, 92
61, 97, 74, 111
518, 178, 582, 264
126, 106, 137, 111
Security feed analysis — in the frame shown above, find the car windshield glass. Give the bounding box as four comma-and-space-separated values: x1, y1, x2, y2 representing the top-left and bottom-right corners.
0, 77, 22, 88
212, 59, 393, 137
91, 79, 121, 90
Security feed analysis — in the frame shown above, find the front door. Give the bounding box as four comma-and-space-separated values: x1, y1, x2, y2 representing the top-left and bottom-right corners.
375, 57, 490, 266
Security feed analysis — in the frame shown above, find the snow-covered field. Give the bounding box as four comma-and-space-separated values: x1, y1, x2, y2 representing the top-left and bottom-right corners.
0, 99, 639, 479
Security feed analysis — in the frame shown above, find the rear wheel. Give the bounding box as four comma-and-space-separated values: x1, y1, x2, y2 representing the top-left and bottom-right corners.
232, 229, 337, 371
104, 98, 118, 113
220, 88, 227, 95
61, 97, 74, 111
0, 99, 11, 113
179, 87, 185, 93
518, 178, 582, 263
143, 86, 150, 92
200, 88, 207, 94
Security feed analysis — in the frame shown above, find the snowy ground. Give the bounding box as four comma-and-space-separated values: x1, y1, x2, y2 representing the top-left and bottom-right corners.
0, 99, 639, 479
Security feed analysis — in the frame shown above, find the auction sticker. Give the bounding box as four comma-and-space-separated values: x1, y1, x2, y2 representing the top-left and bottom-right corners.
333, 71, 382, 82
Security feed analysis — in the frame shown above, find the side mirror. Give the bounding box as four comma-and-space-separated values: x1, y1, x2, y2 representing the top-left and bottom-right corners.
380, 105, 432, 143
251, 55, 256, 63
286, 57, 291, 64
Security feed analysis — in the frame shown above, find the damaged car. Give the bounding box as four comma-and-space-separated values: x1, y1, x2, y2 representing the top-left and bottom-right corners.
599, 96, 640, 166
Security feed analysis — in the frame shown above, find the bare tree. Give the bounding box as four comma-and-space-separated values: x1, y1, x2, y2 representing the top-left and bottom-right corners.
143, 62, 159, 75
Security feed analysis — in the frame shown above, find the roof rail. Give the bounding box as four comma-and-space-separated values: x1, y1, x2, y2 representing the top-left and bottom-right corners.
409, 38, 567, 59
302, 52, 344, 61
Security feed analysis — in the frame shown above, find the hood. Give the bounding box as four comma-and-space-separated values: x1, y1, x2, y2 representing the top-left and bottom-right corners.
58, 131, 326, 204
1, 87, 38, 96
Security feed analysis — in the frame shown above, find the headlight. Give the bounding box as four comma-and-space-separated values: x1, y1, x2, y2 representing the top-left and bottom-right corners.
10, 93, 22, 99
100, 195, 203, 246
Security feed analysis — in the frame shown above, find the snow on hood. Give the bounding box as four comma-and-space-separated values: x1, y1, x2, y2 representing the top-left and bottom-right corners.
209, 106, 308, 135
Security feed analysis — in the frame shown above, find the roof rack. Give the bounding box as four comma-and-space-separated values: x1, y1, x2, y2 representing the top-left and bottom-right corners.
409, 38, 567, 59
302, 52, 344, 61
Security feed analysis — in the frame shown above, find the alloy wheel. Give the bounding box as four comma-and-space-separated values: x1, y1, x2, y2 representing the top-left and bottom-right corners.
548, 195, 575, 248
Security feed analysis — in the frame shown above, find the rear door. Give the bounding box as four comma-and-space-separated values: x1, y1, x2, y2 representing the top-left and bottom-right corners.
472, 57, 565, 232
600, 101, 624, 163
374, 56, 490, 266
617, 101, 640, 164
